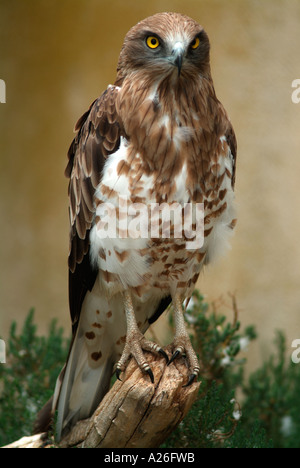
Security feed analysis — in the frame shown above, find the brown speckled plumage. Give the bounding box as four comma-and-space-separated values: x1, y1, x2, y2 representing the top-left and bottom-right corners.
49, 12, 237, 441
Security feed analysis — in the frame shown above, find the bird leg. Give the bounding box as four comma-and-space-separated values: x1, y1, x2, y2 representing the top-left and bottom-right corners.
115, 290, 168, 383
168, 294, 200, 386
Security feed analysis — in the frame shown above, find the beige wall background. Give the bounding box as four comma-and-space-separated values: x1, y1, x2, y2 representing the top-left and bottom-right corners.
1, 0, 300, 374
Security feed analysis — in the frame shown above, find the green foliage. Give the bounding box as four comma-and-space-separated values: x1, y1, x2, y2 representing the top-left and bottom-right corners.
0, 309, 69, 446
1, 294, 300, 448
239, 331, 300, 448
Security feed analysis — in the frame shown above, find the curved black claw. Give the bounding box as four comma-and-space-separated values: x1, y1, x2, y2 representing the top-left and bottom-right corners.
146, 367, 154, 384
168, 349, 181, 366
115, 368, 122, 382
158, 348, 169, 364
182, 373, 197, 387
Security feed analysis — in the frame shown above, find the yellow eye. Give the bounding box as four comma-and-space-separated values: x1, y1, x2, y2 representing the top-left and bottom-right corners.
190, 37, 200, 49
146, 36, 160, 49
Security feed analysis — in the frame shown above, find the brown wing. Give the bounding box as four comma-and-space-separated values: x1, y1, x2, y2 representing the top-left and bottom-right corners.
225, 122, 237, 189
65, 85, 121, 333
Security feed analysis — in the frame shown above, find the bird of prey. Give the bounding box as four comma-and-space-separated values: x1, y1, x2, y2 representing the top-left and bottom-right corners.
52, 12, 237, 441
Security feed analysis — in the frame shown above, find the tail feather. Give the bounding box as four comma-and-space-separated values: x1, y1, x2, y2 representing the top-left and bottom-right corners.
52, 286, 163, 441
54, 296, 117, 441
54, 325, 114, 441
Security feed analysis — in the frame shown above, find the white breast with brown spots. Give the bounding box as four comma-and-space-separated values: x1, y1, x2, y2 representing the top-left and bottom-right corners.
89, 133, 236, 303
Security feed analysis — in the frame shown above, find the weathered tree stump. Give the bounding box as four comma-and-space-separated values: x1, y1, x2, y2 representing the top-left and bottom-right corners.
2, 433, 49, 449
3, 346, 200, 448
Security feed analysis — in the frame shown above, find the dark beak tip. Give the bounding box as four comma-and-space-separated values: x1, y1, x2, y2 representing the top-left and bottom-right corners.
175, 56, 183, 76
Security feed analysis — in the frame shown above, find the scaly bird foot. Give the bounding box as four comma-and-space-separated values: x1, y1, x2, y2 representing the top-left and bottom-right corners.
168, 335, 200, 387
169, 294, 200, 387
115, 330, 169, 383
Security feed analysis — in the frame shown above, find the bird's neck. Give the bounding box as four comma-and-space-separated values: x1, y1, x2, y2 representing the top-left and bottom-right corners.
116, 72, 219, 190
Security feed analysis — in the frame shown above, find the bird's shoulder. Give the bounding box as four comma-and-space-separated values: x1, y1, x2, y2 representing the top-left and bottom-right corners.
66, 84, 122, 178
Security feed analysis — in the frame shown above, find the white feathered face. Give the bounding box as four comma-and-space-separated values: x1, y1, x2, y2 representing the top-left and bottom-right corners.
116, 12, 211, 81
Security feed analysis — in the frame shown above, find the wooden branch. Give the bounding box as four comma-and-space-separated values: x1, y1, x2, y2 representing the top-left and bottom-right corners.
2, 433, 49, 449
3, 346, 200, 448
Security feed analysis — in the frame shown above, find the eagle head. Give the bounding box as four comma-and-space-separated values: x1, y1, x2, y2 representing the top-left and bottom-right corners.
116, 12, 211, 82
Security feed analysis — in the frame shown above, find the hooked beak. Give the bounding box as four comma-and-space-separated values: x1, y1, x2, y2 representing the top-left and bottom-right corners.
171, 42, 184, 77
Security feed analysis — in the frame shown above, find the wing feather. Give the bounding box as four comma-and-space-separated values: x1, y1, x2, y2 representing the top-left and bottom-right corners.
65, 86, 121, 331
225, 123, 237, 188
